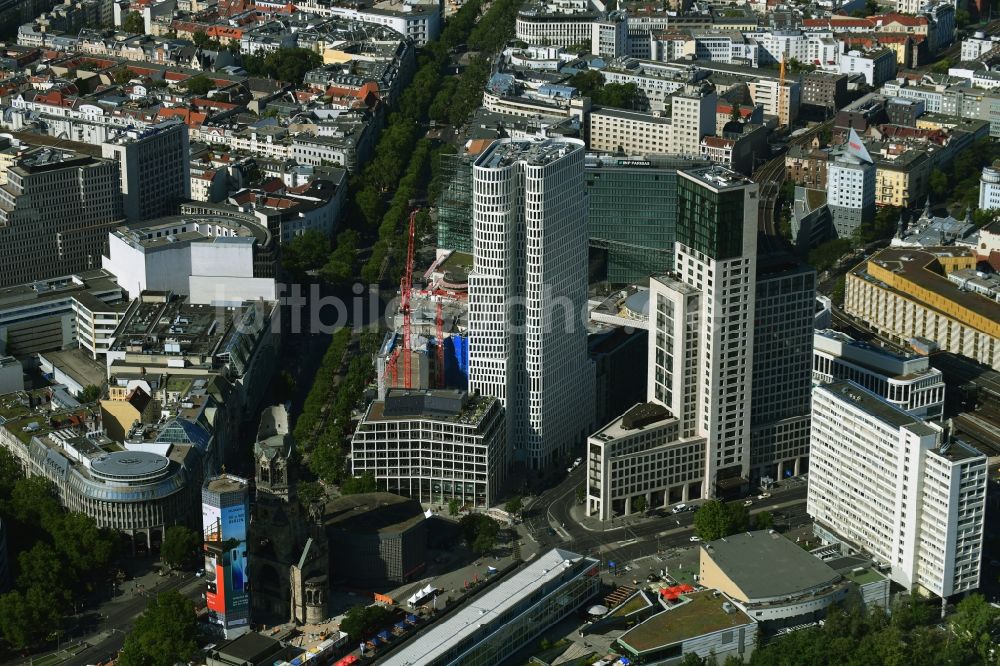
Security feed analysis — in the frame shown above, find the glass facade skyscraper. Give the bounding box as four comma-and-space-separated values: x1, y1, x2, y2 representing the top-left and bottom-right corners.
436, 151, 474, 253
585, 155, 708, 284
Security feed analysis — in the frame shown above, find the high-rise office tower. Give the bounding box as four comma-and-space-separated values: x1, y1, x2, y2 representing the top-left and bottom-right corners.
101, 120, 191, 222
468, 138, 594, 470
0, 148, 124, 288
827, 127, 875, 238
749, 254, 816, 485
649, 165, 758, 496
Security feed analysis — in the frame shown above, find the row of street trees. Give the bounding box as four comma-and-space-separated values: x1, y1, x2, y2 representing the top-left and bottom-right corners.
291, 0, 529, 484
0, 451, 120, 650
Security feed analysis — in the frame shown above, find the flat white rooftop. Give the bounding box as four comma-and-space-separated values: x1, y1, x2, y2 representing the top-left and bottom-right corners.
381, 548, 594, 666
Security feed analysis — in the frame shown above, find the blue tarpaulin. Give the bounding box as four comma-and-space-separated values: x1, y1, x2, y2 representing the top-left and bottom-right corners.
377, 631, 390, 641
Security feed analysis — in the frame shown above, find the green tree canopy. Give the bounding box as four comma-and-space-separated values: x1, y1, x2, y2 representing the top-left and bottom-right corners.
122, 11, 145, 34
459, 514, 500, 554
807, 238, 853, 272
242, 48, 322, 86
51, 512, 118, 575
118, 591, 198, 666
112, 67, 133, 86
339, 604, 392, 642
282, 229, 330, 278
753, 510, 774, 530
79, 384, 102, 403
504, 496, 523, 515
160, 525, 202, 570
184, 74, 214, 96
693, 500, 749, 541
951, 594, 1000, 661
340, 472, 377, 495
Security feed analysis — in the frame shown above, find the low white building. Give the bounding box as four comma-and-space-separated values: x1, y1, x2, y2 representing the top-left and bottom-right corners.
813, 329, 946, 421
807, 380, 987, 598
960, 31, 1000, 61
838, 48, 897, 87
102, 215, 276, 306
351, 390, 507, 508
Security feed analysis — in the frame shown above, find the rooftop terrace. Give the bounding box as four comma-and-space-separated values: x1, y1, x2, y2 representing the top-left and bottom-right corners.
477, 137, 582, 169
617, 590, 754, 655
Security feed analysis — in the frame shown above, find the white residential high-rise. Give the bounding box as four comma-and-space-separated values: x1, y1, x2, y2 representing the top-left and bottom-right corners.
808, 380, 987, 598
586, 166, 764, 520
468, 138, 594, 470
650, 166, 759, 496
670, 83, 717, 158
827, 128, 876, 238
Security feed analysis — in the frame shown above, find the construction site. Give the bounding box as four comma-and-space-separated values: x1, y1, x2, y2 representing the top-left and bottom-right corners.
377, 211, 471, 399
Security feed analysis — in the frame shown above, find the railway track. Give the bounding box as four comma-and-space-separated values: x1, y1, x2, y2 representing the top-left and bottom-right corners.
753, 120, 833, 254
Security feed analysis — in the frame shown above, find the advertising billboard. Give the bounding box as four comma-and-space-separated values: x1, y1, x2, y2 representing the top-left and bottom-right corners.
202, 491, 249, 630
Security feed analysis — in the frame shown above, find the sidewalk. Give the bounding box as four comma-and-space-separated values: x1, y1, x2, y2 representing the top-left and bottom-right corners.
569, 501, 666, 533
569, 494, 808, 534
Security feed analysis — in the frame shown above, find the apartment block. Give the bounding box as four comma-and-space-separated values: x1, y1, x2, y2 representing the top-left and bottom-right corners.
588, 106, 673, 155
813, 329, 946, 421
808, 381, 986, 598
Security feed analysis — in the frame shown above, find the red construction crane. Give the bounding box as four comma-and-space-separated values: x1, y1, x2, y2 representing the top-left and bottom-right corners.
400, 209, 418, 390
435, 301, 445, 388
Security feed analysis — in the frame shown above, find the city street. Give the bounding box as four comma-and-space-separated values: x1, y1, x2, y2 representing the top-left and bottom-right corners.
521, 467, 812, 568
0, 571, 205, 666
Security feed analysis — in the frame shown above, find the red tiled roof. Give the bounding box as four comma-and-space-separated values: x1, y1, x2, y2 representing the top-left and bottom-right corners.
804, 17, 874, 28
871, 13, 928, 26
157, 106, 208, 127
702, 136, 734, 148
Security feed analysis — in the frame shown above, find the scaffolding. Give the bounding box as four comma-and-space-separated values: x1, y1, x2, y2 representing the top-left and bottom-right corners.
436, 152, 474, 253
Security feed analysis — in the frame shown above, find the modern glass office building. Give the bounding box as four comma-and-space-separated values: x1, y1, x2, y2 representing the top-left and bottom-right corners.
436, 151, 474, 253
585, 154, 708, 284
440, 152, 711, 285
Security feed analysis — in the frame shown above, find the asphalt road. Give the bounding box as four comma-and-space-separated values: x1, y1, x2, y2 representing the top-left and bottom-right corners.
1, 572, 205, 666
523, 468, 811, 567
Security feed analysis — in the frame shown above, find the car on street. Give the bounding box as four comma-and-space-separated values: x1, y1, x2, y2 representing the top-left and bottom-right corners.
566, 467, 573, 473
757, 492, 771, 499
743, 499, 753, 507
547, 527, 557, 536
574, 457, 582, 466
689, 535, 701, 542
671, 503, 687, 514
